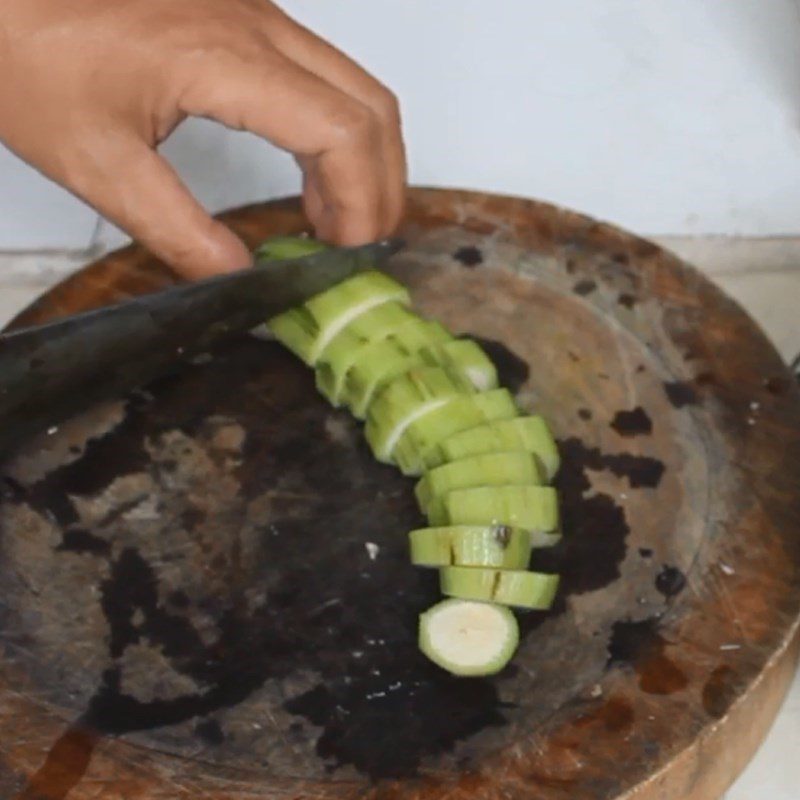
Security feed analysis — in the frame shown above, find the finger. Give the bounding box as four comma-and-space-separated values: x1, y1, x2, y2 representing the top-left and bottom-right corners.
68, 134, 252, 279
297, 154, 329, 236
261, 5, 406, 233
178, 47, 384, 244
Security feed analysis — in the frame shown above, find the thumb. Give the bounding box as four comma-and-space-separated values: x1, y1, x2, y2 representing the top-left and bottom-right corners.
72, 136, 252, 280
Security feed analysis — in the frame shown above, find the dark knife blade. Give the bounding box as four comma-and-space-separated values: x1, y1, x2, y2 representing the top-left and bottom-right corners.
0, 238, 403, 461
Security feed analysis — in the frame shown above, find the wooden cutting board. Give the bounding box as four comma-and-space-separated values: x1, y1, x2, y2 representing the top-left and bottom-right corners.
1, 188, 799, 800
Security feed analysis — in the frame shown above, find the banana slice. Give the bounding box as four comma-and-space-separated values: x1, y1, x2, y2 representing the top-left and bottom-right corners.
420, 339, 498, 392
440, 566, 560, 610
315, 302, 418, 404
254, 236, 328, 261
415, 451, 544, 514
266, 306, 319, 364
268, 271, 410, 365
428, 485, 560, 532
342, 321, 453, 417
419, 598, 519, 676
434, 416, 560, 480
409, 525, 533, 569
364, 367, 471, 462
393, 389, 520, 476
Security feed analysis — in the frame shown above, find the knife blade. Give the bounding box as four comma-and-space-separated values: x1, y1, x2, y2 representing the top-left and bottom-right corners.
0, 238, 403, 461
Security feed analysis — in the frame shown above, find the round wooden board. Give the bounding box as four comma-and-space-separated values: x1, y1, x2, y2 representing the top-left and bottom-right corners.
1, 189, 799, 800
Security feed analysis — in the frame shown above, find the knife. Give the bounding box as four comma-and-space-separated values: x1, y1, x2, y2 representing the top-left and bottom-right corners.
0, 238, 403, 461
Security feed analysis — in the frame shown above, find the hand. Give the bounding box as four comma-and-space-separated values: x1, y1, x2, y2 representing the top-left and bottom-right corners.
0, 0, 406, 278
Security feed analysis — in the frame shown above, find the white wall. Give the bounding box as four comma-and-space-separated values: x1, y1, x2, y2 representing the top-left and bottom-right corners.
2, 0, 800, 250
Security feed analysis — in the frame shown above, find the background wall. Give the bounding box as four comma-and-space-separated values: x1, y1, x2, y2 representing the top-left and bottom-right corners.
2, 0, 800, 250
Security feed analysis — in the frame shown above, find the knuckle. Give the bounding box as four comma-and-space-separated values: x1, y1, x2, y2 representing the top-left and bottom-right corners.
330, 101, 380, 146
371, 85, 401, 127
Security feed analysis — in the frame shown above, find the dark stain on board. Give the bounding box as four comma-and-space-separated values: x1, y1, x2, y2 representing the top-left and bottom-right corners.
195, 719, 225, 746
99, 546, 207, 661
702, 665, 739, 719
26, 396, 152, 528
764, 376, 791, 395
574, 696, 634, 734
611, 407, 653, 437
1, 475, 27, 503
533, 438, 631, 598
16, 724, 100, 800
168, 589, 191, 609
694, 372, 716, 387
618, 293, 637, 309
469, 336, 530, 394
286, 673, 509, 778
655, 565, 686, 599
452, 246, 484, 267
664, 381, 699, 408
16, 339, 520, 781
558, 437, 665, 489
607, 618, 688, 695
573, 279, 597, 296
57, 527, 111, 557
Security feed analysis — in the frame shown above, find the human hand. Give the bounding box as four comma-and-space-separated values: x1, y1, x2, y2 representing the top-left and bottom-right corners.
0, 0, 406, 278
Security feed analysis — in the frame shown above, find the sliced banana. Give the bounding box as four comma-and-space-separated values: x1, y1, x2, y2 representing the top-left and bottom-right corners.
419, 598, 519, 676
409, 525, 533, 569
342, 321, 452, 417
315, 302, 418, 404
433, 416, 561, 480
440, 566, 560, 610
393, 389, 519, 476
415, 451, 544, 514
268, 270, 410, 365
364, 367, 472, 462
420, 339, 498, 392
428, 484, 560, 532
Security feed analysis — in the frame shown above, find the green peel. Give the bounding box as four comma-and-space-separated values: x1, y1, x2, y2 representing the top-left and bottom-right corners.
266, 307, 318, 364
268, 270, 410, 365
427, 484, 560, 532
364, 367, 470, 462
440, 566, 560, 610
315, 302, 417, 404
415, 451, 545, 514
409, 525, 533, 569
255, 235, 329, 261
435, 416, 561, 480
419, 339, 498, 392
393, 389, 520, 476
342, 320, 452, 417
